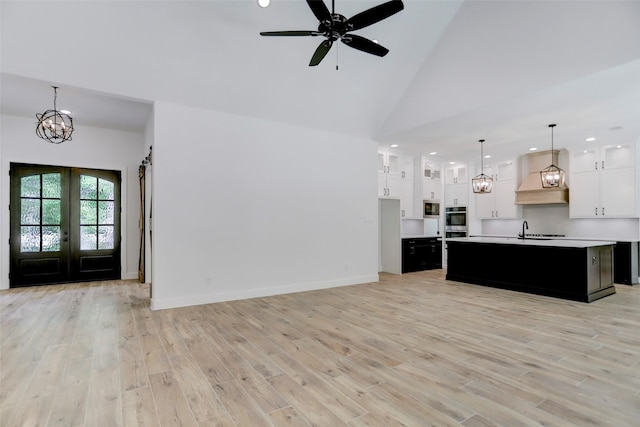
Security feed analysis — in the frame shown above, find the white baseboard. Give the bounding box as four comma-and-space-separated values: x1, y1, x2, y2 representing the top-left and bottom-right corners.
122, 272, 138, 280
150, 274, 379, 311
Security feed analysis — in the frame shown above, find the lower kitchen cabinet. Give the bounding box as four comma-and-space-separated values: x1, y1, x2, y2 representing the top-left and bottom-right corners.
402, 238, 442, 273
614, 241, 639, 285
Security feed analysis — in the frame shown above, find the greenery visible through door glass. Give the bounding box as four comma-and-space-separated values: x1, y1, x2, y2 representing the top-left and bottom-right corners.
79, 175, 116, 250
19, 173, 62, 253
20, 175, 40, 197
98, 179, 114, 200
21, 199, 40, 225
42, 174, 61, 198
80, 200, 97, 224
80, 175, 97, 199
98, 201, 114, 224
42, 200, 61, 225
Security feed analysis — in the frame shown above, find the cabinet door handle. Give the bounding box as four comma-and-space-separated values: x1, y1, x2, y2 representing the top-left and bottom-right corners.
495, 210, 499, 218
402, 171, 405, 179
595, 161, 598, 170
602, 160, 605, 169
602, 207, 605, 216
595, 207, 598, 215
401, 210, 405, 217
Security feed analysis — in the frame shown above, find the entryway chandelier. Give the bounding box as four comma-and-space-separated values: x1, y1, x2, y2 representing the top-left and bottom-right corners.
540, 124, 565, 188
472, 139, 493, 194
36, 86, 74, 143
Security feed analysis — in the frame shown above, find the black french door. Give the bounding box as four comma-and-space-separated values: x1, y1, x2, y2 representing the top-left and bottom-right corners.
10, 163, 121, 287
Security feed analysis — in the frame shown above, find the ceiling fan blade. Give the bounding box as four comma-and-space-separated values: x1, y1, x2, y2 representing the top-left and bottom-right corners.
309, 39, 333, 66
306, 0, 331, 23
341, 34, 389, 57
260, 31, 320, 36
345, 0, 404, 31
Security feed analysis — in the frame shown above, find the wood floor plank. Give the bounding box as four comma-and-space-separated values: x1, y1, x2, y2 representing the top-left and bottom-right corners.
122, 385, 160, 427
148, 371, 199, 427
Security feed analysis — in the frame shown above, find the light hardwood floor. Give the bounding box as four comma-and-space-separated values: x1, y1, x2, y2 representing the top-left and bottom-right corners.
1, 270, 639, 426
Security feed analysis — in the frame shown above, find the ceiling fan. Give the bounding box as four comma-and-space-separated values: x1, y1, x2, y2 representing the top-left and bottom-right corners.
260, 0, 405, 66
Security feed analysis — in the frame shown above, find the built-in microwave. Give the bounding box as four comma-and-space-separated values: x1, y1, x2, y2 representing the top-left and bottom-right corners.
423, 200, 440, 218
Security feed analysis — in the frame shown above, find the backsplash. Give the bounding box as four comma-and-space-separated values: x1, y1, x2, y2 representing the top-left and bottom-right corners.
480, 205, 640, 240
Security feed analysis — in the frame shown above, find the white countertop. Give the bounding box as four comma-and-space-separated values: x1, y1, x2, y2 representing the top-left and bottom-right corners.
471, 234, 639, 243
448, 237, 616, 248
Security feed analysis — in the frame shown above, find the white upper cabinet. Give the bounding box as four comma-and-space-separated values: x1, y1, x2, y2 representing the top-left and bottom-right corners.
422, 157, 442, 201
444, 164, 467, 185
444, 163, 468, 206
400, 156, 414, 217
474, 160, 521, 219
378, 151, 402, 198
570, 142, 638, 218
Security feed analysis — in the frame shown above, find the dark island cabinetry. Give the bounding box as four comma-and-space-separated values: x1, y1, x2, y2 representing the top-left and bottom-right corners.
402, 238, 442, 273
613, 241, 639, 285
446, 238, 616, 302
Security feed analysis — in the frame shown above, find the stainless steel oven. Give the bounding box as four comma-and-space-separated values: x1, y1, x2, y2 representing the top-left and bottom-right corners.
445, 206, 467, 238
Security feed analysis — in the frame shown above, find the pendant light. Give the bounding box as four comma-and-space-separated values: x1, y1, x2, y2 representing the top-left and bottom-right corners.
36, 86, 74, 144
472, 139, 493, 194
540, 124, 565, 188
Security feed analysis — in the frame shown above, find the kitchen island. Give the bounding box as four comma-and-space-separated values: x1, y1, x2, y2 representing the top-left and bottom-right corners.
446, 237, 616, 302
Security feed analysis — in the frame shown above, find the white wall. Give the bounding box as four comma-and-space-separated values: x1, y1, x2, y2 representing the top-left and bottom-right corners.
0, 114, 146, 289
150, 102, 379, 310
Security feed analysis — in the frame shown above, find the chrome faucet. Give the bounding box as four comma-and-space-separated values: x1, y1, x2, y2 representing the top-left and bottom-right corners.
519, 220, 529, 239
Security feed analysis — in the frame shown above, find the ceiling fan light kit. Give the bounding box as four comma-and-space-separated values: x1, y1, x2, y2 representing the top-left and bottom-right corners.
260, 0, 404, 66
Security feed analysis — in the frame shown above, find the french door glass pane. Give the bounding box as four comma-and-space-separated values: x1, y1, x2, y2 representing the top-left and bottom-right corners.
21, 199, 40, 224
42, 226, 61, 251
98, 226, 114, 250
80, 200, 97, 224
81, 226, 97, 250
80, 175, 116, 251
19, 173, 62, 253
21, 226, 41, 252
21, 176, 40, 197
80, 175, 97, 199
42, 200, 61, 224
42, 173, 61, 198
98, 201, 114, 224
99, 179, 114, 200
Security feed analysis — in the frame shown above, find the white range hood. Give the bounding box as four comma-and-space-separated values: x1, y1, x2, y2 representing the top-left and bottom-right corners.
515, 150, 569, 205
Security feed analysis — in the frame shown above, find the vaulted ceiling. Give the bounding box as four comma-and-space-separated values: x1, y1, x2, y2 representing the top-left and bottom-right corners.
2, 0, 639, 162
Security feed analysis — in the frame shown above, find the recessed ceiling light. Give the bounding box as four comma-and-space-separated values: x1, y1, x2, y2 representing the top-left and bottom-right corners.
529, 147, 538, 151
429, 152, 437, 156
60, 109, 71, 115
390, 144, 398, 148
484, 155, 491, 159
257, 0, 270, 7
585, 137, 596, 142
449, 161, 456, 165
